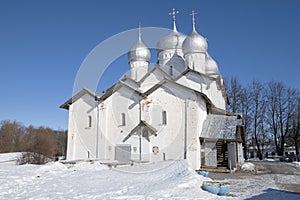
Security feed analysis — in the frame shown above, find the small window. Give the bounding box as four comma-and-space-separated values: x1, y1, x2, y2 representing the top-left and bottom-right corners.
206, 103, 211, 114
88, 115, 92, 128
162, 111, 167, 125
170, 66, 173, 76
121, 113, 126, 126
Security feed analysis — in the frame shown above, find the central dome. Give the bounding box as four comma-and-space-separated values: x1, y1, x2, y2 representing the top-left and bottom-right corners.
156, 30, 186, 54
182, 30, 208, 55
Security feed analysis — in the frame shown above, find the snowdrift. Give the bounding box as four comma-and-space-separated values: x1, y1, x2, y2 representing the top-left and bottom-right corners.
0, 153, 223, 199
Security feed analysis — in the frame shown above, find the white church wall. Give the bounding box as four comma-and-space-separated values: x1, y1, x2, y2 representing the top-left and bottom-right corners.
67, 94, 98, 160
184, 53, 206, 74
176, 73, 204, 93
186, 97, 207, 169
237, 143, 244, 165
176, 74, 226, 110
139, 68, 166, 92
163, 54, 186, 77
102, 86, 140, 161
144, 82, 206, 168
204, 80, 226, 110
146, 86, 186, 162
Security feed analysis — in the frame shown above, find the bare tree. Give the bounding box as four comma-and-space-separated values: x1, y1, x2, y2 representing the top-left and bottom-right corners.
226, 76, 243, 113
266, 81, 298, 156
240, 86, 252, 159
0, 120, 25, 153
250, 80, 266, 160
286, 95, 300, 155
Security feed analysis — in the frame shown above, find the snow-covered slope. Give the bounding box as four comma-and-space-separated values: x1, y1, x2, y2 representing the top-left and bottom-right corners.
1, 153, 299, 199
0, 152, 21, 163
0, 153, 222, 199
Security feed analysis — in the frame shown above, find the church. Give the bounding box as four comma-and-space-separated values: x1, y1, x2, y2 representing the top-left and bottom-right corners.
60, 10, 244, 170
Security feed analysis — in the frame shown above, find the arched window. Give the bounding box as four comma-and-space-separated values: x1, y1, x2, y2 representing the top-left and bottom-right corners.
162, 110, 167, 125
121, 113, 126, 126
88, 115, 92, 128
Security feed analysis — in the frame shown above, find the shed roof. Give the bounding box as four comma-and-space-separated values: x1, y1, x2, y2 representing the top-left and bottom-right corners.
201, 114, 242, 140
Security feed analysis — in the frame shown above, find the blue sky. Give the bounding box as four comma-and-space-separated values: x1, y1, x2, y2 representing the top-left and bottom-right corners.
0, 0, 300, 130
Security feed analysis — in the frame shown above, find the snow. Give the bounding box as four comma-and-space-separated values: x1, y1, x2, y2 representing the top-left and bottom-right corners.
247, 158, 279, 162
0, 153, 222, 199
291, 162, 300, 168
0, 153, 299, 199
241, 162, 256, 172
0, 152, 21, 163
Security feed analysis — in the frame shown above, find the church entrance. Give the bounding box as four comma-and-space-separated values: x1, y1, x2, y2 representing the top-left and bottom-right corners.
115, 144, 131, 162
216, 140, 228, 168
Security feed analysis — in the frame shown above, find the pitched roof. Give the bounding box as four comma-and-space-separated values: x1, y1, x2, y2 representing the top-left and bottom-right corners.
60, 88, 102, 110
122, 120, 157, 142
98, 80, 141, 102
174, 68, 217, 82
143, 78, 213, 105
138, 64, 173, 84
175, 68, 229, 104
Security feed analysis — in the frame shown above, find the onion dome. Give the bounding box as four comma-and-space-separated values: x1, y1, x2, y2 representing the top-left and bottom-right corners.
156, 29, 186, 54
205, 54, 220, 76
182, 10, 208, 55
156, 8, 186, 54
128, 25, 151, 63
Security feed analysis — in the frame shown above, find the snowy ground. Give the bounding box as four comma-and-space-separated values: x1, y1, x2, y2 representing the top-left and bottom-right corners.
290, 161, 300, 168
0, 153, 299, 199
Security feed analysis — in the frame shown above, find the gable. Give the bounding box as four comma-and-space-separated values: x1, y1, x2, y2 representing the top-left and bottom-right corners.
143, 79, 213, 106
164, 54, 186, 77
60, 88, 101, 110
139, 66, 172, 92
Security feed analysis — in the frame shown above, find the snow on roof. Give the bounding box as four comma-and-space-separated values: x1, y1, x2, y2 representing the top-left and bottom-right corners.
201, 114, 242, 140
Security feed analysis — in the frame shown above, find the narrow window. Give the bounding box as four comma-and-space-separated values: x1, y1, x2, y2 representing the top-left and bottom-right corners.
206, 103, 211, 114
170, 66, 173, 76
121, 113, 126, 126
88, 115, 92, 127
162, 110, 167, 125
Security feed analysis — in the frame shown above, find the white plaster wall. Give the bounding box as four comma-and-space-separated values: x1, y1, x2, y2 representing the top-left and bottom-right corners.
130, 60, 149, 81
228, 143, 237, 169
95, 81, 209, 168
146, 83, 207, 169
139, 70, 164, 92
101, 86, 140, 161
176, 73, 204, 93
184, 53, 206, 74
237, 143, 244, 165
186, 99, 202, 169
147, 85, 186, 162
67, 94, 98, 160
203, 80, 226, 110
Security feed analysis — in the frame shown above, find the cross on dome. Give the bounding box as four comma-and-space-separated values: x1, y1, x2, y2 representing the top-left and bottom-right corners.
190, 10, 197, 31
138, 22, 142, 41
169, 8, 179, 31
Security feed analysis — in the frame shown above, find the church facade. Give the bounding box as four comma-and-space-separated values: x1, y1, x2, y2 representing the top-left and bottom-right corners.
60, 10, 244, 170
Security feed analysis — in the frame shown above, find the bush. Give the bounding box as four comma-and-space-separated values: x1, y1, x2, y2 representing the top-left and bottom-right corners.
17, 152, 52, 165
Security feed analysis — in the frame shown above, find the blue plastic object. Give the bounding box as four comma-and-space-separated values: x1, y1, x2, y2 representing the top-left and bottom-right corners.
201, 182, 220, 195
218, 183, 230, 195
197, 171, 209, 177
202, 181, 230, 196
